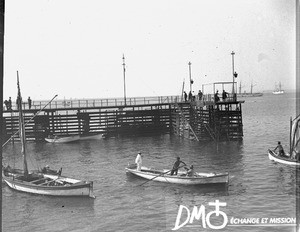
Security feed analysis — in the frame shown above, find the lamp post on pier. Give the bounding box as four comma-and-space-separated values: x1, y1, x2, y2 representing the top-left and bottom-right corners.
122, 54, 127, 105
188, 62, 193, 93
231, 51, 238, 100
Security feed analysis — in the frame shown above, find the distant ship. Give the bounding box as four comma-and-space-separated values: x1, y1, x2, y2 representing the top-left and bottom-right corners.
237, 82, 263, 97
272, 82, 284, 95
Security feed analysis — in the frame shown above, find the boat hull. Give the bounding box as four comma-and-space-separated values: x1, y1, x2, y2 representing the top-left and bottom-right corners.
45, 135, 80, 143
126, 166, 229, 185
2, 173, 94, 197
268, 149, 300, 166
45, 134, 103, 143
237, 93, 263, 97
272, 91, 284, 95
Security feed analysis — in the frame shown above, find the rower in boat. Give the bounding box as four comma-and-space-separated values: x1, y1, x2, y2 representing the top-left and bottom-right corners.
273, 141, 290, 158
170, 157, 186, 175
184, 165, 195, 177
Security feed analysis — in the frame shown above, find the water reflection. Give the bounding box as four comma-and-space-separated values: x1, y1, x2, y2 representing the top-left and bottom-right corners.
276, 165, 297, 196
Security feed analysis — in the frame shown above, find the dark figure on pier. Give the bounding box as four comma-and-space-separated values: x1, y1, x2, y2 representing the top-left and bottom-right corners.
170, 157, 186, 175
274, 141, 285, 157
198, 90, 203, 101
8, 97, 12, 110
16, 96, 21, 110
214, 90, 220, 103
28, 97, 32, 109
192, 91, 196, 101
188, 91, 193, 102
222, 90, 228, 102
184, 91, 187, 102
4, 100, 9, 110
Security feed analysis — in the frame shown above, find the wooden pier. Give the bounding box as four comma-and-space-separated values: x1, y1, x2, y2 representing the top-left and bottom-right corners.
2, 94, 244, 143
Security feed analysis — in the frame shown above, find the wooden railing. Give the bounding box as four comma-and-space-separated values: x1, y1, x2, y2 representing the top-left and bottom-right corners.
3, 93, 239, 111
3, 95, 181, 111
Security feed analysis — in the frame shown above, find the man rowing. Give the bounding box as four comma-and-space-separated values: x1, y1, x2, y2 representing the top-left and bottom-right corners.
170, 157, 186, 175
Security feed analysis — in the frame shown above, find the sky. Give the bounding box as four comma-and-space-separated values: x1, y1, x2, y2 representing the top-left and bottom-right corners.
3, 0, 296, 100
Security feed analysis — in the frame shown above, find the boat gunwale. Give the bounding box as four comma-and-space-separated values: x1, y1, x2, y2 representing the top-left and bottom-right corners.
125, 167, 229, 180
268, 149, 300, 166
2, 173, 93, 190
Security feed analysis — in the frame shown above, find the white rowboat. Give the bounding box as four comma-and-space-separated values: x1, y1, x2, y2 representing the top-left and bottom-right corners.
45, 134, 104, 143
126, 165, 229, 185
268, 149, 300, 166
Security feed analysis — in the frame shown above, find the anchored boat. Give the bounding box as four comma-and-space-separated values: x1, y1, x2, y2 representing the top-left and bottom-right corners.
2, 74, 95, 197
45, 134, 103, 143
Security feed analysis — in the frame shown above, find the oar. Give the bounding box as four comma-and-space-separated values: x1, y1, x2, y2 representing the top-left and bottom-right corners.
139, 164, 187, 186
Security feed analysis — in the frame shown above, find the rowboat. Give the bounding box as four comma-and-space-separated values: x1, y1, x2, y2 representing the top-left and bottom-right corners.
267, 114, 300, 166
45, 135, 80, 143
45, 134, 104, 143
3, 170, 94, 197
125, 164, 229, 185
2, 74, 95, 198
268, 149, 300, 166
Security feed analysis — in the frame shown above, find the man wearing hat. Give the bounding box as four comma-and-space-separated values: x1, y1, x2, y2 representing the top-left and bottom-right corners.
135, 152, 142, 171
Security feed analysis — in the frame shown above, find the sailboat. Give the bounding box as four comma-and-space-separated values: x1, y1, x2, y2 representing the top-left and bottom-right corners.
272, 82, 284, 95
237, 81, 263, 97
2, 74, 95, 197
268, 114, 300, 166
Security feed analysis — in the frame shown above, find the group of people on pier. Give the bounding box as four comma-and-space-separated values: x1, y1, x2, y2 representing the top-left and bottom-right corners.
214, 90, 229, 103
3, 96, 32, 111
183, 89, 231, 103
183, 90, 203, 102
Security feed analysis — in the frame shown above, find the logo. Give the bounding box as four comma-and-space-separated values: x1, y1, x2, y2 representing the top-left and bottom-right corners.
171, 200, 296, 230
172, 200, 228, 230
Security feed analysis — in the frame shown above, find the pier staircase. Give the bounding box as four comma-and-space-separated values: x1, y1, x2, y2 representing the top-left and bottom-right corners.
171, 101, 243, 142
172, 103, 200, 141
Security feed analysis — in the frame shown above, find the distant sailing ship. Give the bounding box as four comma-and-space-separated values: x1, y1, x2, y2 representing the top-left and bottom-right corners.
272, 82, 284, 95
237, 81, 263, 97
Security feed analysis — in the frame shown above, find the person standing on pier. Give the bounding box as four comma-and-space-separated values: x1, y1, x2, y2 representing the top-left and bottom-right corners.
188, 91, 192, 102
28, 97, 32, 109
222, 90, 228, 102
4, 99, 9, 110
8, 97, 12, 110
184, 91, 187, 102
198, 90, 203, 101
135, 152, 142, 171
214, 90, 220, 103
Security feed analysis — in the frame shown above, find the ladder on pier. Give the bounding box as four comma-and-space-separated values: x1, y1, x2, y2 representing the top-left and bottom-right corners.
174, 103, 199, 141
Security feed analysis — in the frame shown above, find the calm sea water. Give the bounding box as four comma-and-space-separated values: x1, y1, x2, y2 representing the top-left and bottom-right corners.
2, 92, 298, 232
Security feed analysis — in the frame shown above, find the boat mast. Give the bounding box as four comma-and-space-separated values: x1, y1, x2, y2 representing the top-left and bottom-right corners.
122, 54, 127, 106
290, 116, 292, 156
279, 82, 282, 91
17, 72, 29, 176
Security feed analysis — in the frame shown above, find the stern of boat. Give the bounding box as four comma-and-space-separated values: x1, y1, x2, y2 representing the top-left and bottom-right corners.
89, 181, 95, 198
